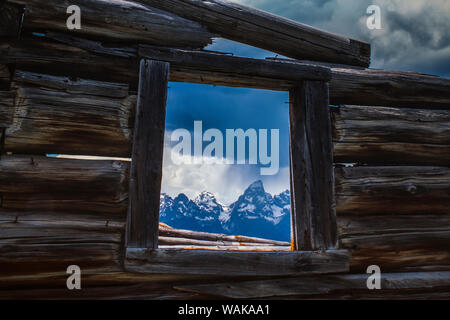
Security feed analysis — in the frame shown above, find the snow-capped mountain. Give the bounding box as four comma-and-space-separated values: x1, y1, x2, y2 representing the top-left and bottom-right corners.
160, 181, 291, 241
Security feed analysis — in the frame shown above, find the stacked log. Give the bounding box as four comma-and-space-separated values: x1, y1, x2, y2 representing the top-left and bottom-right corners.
136, 0, 370, 67
5, 70, 136, 157
333, 105, 450, 166
7, 0, 215, 49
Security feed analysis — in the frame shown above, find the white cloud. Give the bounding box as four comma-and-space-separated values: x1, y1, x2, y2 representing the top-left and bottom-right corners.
161, 139, 289, 205
235, 0, 450, 76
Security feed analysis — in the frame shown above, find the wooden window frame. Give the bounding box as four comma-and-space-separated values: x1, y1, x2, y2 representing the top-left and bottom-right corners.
124, 47, 347, 276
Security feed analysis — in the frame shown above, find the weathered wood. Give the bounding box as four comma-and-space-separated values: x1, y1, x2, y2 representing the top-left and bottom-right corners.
0, 193, 128, 216
159, 226, 290, 246
342, 233, 450, 273
0, 2, 22, 38
126, 60, 169, 249
0, 90, 15, 128
14, 70, 130, 98
289, 81, 337, 250
138, 0, 370, 67
175, 271, 450, 299
0, 218, 123, 276
139, 45, 332, 82
332, 105, 450, 145
336, 211, 450, 272
269, 58, 450, 109
328, 66, 450, 109
334, 143, 450, 166
338, 214, 450, 238
0, 155, 129, 214
332, 105, 450, 165
125, 248, 349, 276
158, 236, 287, 248
335, 166, 450, 215
8, 0, 215, 49
0, 37, 324, 90
0, 65, 11, 89
159, 245, 290, 251
4, 75, 136, 157
0, 38, 140, 84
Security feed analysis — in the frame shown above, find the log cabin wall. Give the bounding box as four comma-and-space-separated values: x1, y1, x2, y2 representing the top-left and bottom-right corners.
0, 0, 449, 299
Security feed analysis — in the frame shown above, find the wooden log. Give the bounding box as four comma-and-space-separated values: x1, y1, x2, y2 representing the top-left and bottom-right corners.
0, 90, 15, 128
0, 193, 128, 216
0, 156, 129, 203
0, 38, 140, 84
14, 70, 130, 98
0, 37, 324, 90
269, 58, 450, 108
0, 218, 123, 276
139, 45, 332, 82
125, 248, 349, 276
158, 245, 290, 251
8, 0, 215, 49
159, 226, 290, 246
338, 214, 450, 238
342, 234, 450, 273
289, 81, 337, 250
4, 76, 136, 157
158, 236, 288, 248
175, 271, 450, 299
0, 65, 11, 89
335, 166, 450, 215
334, 143, 450, 166
329, 66, 450, 109
137, 0, 370, 67
332, 105, 450, 145
332, 105, 450, 165
337, 213, 450, 273
0, 2, 23, 38
126, 60, 169, 249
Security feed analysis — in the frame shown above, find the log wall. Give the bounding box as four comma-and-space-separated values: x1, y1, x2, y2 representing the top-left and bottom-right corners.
0, 0, 449, 299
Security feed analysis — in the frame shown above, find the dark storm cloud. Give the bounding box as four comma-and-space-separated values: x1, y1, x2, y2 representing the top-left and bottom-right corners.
236, 0, 450, 77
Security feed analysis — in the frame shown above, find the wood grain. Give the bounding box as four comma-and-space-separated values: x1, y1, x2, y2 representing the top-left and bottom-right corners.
289, 81, 337, 250
0, 37, 140, 85
269, 58, 450, 109
175, 271, 450, 299
0, 217, 123, 276
0, 155, 129, 215
8, 0, 215, 48
125, 248, 350, 276
332, 105, 450, 165
4, 72, 136, 157
0, 90, 14, 128
0, 2, 22, 38
137, 0, 370, 67
0, 65, 11, 89
335, 166, 450, 215
139, 45, 332, 82
126, 60, 169, 249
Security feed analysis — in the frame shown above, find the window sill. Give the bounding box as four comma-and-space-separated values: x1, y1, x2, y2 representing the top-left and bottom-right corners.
125, 247, 349, 276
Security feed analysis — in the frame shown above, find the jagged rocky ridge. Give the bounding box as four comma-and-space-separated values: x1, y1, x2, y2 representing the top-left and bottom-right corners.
160, 181, 291, 242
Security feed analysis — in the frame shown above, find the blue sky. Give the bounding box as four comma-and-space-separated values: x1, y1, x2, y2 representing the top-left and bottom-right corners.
161, 0, 450, 204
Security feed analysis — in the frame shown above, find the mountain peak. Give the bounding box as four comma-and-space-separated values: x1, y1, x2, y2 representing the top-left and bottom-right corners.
245, 180, 265, 193
195, 191, 216, 202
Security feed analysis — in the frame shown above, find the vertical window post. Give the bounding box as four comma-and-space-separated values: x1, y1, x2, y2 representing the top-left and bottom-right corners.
126, 59, 170, 249
289, 80, 337, 251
